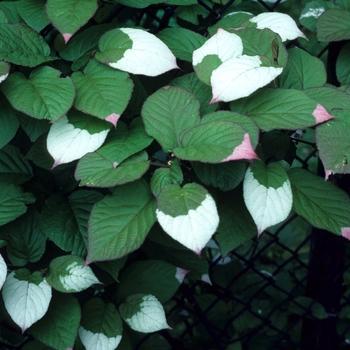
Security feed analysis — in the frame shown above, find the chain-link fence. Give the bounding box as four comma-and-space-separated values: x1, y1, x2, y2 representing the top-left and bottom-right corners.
110, 1, 350, 349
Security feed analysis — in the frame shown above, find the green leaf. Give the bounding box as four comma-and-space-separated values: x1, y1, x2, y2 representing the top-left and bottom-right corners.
316, 109, 350, 179
192, 161, 246, 192
2, 66, 74, 121
17, 0, 50, 32
17, 113, 50, 142
30, 293, 81, 350
2, 269, 52, 332
46, 0, 98, 43
243, 161, 292, 235
288, 296, 327, 319
150, 159, 183, 197
303, 86, 350, 111
59, 23, 117, 71
79, 298, 122, 350
110, 0, 165, 8
317, 9, 350, 41
0, 207, 46, 266
170, 73, 218, 116
336, 42, 350, 84
142, 86, 201, 152
75, 118, 153, 187
175, 2, 210, 25
40, 190, 103, 257
96, 28, 177, 77
157, 28, 205, 62
0, 60, 9, 82
173, 121, 258, 163
87, 179, 156, 263
46, 255, 100, 293
230, 88, 334, 131
201, 111, 260, 148
0, 181, 35, 226
0, 23, 55, 66
0, 145, 33, 184
216, 186, 257, 256
156, 183, 219, 254
71, 59, 133, 125
0, 2, 23, 23
119, 294, 170, 333
117, 260, 184, 303
208, 12, 254, 36
288, 168, 350, 236
96, 256, 127, 282
261, 130, 295, 162
25, 133, 54, 170
279, 47, 326, 89
47, 111, 111, 168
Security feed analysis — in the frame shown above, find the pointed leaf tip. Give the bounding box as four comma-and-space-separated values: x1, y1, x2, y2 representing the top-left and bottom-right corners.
63, 33, 72, 43
221, 133, 259, 162
313, 104, 334, 124
201, 274, 212, 285
325, 170, 332, 181
105, 113, 120, 127
175, 268, 189, 283
342, 228, 350, 240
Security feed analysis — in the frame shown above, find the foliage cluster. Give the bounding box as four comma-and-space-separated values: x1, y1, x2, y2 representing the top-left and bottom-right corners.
0, 0, 349, 349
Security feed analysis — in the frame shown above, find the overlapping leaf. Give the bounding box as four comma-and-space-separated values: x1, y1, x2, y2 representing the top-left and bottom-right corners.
87, 179, 156, 263
71, 59, 133, 125
230, 88, 334, 131
2, 66, 74, 121
17, 0, 50, 32
317, 9, 350, 41
0, 93, 19, 148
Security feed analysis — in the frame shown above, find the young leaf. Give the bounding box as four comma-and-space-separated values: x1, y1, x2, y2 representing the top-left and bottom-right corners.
17, 0, 50, 32
0, 207, 46, 267
247, 12, 307, 41
40, 190, 103, 257
75, 118, 153, 187
216, 186, 257, 256
317, 9, 350, 41
29, 293, 81, 350
0, 145, 33, 185
46, 255, 100, 293
156, 183, 219, 254
193, 29, 243, 85
142, 86, 201, 152
71, 59, 133, 126
117, 260, 185, 303
2, 66, 75, 121
119, 294, 170, 333
0, 23, 55, 67
230, 88, 334, 131
46, 0, 98, 43
2, 269, 52, 332
96, 28, 178, 76
46, 112, 111, 168
288, 168, 350, 237
79, 298, 122, 350
87, 179, 156, 263
279, 47, 327, 89
173, 121, 259, 163
210, 55, 283, 103
243, 161, 293, 235
59, 23, 117, 71
0, 181, 35, 226
157, 27, 206, 62
0, 254, 6, 290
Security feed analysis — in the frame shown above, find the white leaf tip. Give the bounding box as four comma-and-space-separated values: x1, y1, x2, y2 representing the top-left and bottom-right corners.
63, 33, 72, 43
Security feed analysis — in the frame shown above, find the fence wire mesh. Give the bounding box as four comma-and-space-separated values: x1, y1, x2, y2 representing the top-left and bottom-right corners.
112, 1, 349, 349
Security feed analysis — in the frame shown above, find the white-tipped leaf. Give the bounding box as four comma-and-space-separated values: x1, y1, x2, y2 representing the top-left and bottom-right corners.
210, 55, 283, 103
156, 183, 219, 255
47, 113, 110, 168
2, 269, 52, 332
46, 255, 100, 293
96, 28, 177, 76
249, 12, 307, 42
243, 162, 292, 235
119, 294, 170, 333
0, 254, 7, 290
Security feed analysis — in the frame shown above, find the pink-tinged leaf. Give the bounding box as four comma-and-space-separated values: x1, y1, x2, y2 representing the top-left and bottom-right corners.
325, 170, 333, 181
201, 274, 212, 285
63, 33, 72, 43
175, 268, 189, 283
313, 104, 334, 124
113, 162, 118, 169
221, 133, 259, 162
342, 227, 350, 240
105, 113, 120, 127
